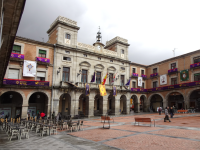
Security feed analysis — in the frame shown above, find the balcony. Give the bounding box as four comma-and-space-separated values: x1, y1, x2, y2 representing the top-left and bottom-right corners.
131, 88, 147, 92
36, 57, 50, 65
10, 53, 24, 62
131, 73, 138, 78
168, 68, 178, 75
141, 74, 147, 80
150, 73, 159, 78
3, 79, 49, 87
190, 63, 200, 70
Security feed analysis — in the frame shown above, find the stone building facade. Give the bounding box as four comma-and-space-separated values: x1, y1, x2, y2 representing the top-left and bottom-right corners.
130, 50, 200, 112
47, 16, 131, 118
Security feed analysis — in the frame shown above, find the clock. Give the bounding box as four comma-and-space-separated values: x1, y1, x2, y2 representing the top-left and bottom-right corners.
97, 45, 101, 50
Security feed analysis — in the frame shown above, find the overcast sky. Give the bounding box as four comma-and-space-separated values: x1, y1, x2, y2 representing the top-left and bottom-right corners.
17, 0, 200, 65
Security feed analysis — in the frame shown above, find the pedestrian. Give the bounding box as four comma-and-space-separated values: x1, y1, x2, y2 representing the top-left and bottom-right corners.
52, 111, 55, 119
164, 107, 171, 122
37, 112, 40, 119
56, 113, 60, 122
40, 112, 45, 119
158, 107, 162, 115
169, 107, 174, 118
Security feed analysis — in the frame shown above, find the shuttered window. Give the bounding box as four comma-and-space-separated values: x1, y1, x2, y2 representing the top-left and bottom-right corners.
36, 71, 46, 81
194, 73, 200, 81
96, 72, 101, 84
8, 69, 19, 79
12, 45, 21, 54
39, 49, 46, 58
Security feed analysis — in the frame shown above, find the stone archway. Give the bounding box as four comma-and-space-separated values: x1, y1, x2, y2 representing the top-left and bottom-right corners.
94, 94, 103, 116
130, 95, 139, 113
120, 95, 127, 114
166, 91, 184, 109
149, 94, 164, 112
59, 93, 71, 118
140, 95, 147, 112
107, 94, 115, 115
0, 91, 23, 119
79, 94, 89, 117
28, 92, 48, 118
188, 89, 200, 111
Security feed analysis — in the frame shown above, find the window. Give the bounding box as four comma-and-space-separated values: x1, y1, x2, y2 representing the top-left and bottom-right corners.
8, 69, 19, 79
153, 68, 157, 74
12, 45, 21, 54
97, 99, 99, 110
83, 54, 87, 57
194, 56, 200, 64
63, 57, 71, 61
110, 60, 113, 62
171, 78, 177, 85
98, 57, 101, 60
81, 70, 87, 83
121, 75, 124, 86
39, 49, 46, 58
153, 81, 158, 88
121, 67, 125, 70
122, 63, 124, 65
65, 51, 70, 54
132, 81, 136, 88
141, 70, 144, 75
171, 63, 176, 69
132, 68, 135, 73
109, 73, 113, 85
142, 82, 145, 88
96, 72, 101, 84
62, 67, 70, 82
65, 34, 71, 39
36, 71, 46, 81
121, 49, 124, 54
194, 73, 200, 81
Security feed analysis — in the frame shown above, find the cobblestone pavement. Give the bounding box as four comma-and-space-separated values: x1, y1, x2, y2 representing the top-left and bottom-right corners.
0, 113, 200, 150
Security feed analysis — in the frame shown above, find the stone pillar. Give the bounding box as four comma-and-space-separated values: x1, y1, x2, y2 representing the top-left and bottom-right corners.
135, 103, 140, 113
88, 99, 94, 118
100, 95, 108, 115
21, 105, 28, 119
112, 96, 120, 115
47, 104, 51, 117
53, 99, 59, 115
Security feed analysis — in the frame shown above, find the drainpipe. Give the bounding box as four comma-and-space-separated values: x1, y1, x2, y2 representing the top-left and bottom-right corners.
51, 44, 56, 118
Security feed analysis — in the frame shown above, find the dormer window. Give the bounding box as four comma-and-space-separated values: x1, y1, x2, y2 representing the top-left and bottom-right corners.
98, 57, 101, 60
121, 67, 125, 70
83, 54, 87, 57
110, 60, 113, 62
65, 51, 70, 54
121, 49, 124, 54
65, 34, 71, 39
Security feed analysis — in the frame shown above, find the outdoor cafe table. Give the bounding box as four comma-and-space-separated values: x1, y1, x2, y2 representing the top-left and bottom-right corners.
43, 124, 53, 136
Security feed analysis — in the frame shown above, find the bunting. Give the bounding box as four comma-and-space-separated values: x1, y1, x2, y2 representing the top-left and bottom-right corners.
102, 73, 108, 85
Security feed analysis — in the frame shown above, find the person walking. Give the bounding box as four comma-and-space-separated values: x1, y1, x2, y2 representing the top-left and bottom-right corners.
169, 107, 174, 118
158, 107, 162, 115
56, 113, 60, 122
164, 107, 171, 122
37, 112, 40, 119
40, 112, 45, 119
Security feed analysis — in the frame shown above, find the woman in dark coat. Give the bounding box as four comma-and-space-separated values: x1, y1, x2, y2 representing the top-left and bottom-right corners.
169, 107, 174, 118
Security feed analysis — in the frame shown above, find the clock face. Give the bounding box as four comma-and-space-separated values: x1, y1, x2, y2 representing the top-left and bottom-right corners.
97, 45, 101, 50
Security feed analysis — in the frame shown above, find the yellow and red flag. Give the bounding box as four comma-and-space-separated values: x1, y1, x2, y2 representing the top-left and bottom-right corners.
101, 73, 108, 85
99, 84, 107, 96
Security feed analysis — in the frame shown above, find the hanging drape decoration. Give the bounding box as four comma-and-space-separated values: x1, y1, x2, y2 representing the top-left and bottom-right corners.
160, 74, 167, 85
113, 86, 117, 96
85, 83, 90, 96
23, 60, 36, 77
138, 77, 143, 86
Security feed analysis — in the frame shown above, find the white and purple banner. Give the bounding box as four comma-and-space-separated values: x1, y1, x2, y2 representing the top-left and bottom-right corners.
160, 74, 167, 85
138, 77, 143, 87
23, 60, 36, 77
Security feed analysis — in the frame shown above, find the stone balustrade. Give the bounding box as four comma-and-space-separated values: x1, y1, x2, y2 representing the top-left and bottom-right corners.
77, 42, 96, 50
106, 36, 128, 46
76, 82, 121, 90
50, 16, 77, 27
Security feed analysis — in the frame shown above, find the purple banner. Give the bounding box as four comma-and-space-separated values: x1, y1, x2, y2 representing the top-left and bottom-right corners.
133, 81, 200, 93
85, 83, 90, 96
36, 57, 50, 63
168, 68, 178, 73
141, 74, 147, 78
132, 73, 138, 77
3, 79, 49, 86
10, 53, 24, 59
150, 73, 158, 77
131, 88, 147, 92
113, 86, 117, 96
190, 63, 200, 68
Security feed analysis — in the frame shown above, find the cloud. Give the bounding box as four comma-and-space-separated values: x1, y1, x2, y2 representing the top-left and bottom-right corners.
17, 0, 200, 65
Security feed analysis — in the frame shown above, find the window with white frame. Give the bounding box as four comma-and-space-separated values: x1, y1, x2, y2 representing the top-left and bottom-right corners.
171, 77, 177, 85
153, 68, 157, 73
194, 56, 200, 64
132, 81, 136, 88
65, 34, 71, 39
8, 69, 19, 79
141, 69, 144, 75
153, 81, 158, 88
132, 68, 135, 73
121, 49, 124, 54
83, 54, 87, 57
36, 71, 46, 81
38, 49, 46, 58
194, 73, 200, 81
142, 82, 145, 88
65, 50, 70, 54
12, 45, 21, 54
171, 63, 176, 69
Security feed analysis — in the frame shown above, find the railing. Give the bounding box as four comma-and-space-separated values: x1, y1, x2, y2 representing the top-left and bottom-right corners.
75, 82, 121, 90
190, 63, 200, 69
102, 49, 117, 57
150, 73, 158, 77
168, 68, 178, 73
77, 42, 95, 50
10, 53, 24, 60
3, 79, 49, 86
141, 74, 147, 78
132, 73, 138, 77
36, 57, 50, 63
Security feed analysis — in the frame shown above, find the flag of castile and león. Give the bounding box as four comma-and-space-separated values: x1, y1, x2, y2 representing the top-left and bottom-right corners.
101, 73, 108, 85
99, 84, 107, 96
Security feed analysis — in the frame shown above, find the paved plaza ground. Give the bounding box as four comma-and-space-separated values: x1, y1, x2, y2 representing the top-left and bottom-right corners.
0, 112, 200, 150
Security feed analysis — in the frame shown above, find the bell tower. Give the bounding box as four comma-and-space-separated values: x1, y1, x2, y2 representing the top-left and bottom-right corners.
93, 27, 105, 50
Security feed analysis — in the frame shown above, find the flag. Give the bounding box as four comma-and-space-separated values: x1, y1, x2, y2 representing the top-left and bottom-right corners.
99, 84, 107, 96
180, 69, 189, 81
113, 86, 117, 96
125, 78, 131, 86
160, 74, 167, 85
23, 60, 36, 77
102, 73, 108, 85
111, 72, 118, 85
85, 83, 90, 96
91, 72, 95, 82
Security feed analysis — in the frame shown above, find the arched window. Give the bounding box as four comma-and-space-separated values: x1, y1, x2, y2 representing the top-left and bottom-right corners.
65, 34, 70, 39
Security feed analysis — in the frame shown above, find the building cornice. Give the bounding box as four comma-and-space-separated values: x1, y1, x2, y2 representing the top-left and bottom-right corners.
104, 40, 130, 49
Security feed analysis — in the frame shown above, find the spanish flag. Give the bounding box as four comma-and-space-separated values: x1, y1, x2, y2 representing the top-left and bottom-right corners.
101, 73, 108, 85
